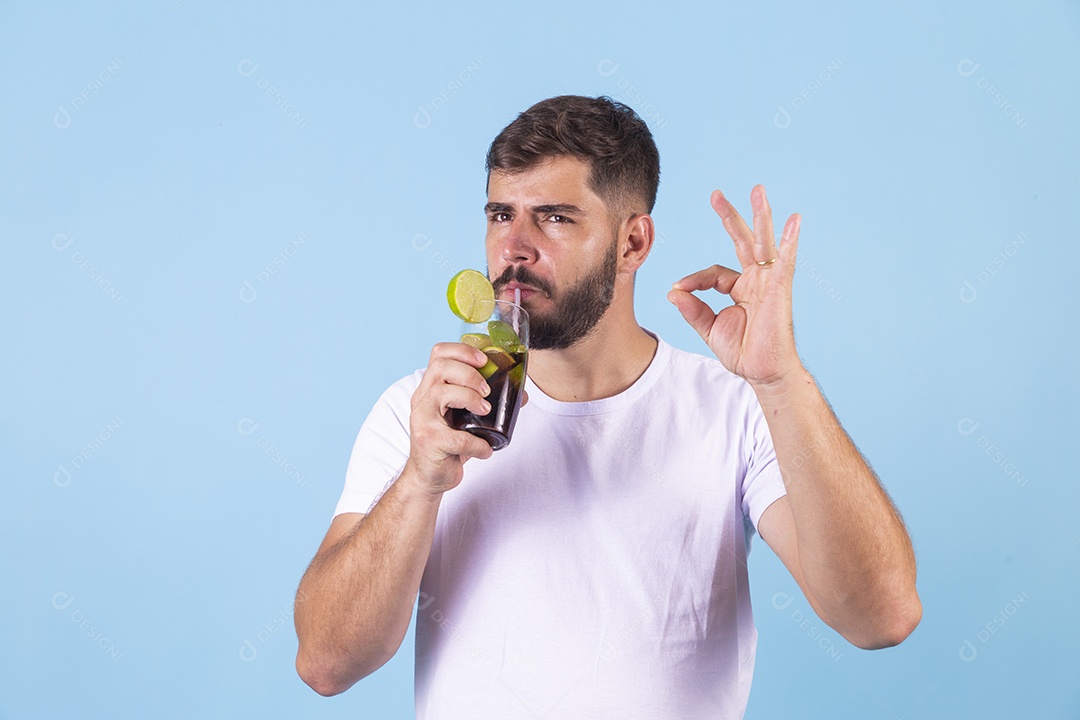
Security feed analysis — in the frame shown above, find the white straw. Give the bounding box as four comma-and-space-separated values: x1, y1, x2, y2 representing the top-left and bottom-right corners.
514, 288, 521, 306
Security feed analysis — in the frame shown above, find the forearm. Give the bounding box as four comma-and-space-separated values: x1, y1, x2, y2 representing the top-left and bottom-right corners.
295, 466, 442, 695
753, 368, 920, 646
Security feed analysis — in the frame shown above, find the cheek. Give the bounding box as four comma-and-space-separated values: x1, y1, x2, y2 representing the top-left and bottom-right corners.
486, 246, 507, 278
483, 234, 500, 265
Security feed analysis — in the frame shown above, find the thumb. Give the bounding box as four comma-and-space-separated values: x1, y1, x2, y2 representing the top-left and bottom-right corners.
667, 288, 716, 342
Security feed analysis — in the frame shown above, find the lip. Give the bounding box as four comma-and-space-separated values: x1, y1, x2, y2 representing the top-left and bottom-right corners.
500, 282, 546, 301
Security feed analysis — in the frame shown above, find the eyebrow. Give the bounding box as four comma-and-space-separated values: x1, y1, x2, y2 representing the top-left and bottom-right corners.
484, 202, 587, 216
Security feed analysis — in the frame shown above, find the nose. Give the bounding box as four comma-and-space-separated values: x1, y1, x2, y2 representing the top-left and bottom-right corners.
499, 215, 539, 265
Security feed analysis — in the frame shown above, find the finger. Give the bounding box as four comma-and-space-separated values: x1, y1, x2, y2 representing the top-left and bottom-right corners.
780, 212, 801, 270
429, 341, 488, 368
710, 189, 757, 269
426, 356, 491, 397
671, 264, 741, 295
409, 397, 495, 462
751, 185, 777, 264
521, 388, 529, 407
420, 416, 495, 461
452, 427, 496, 461
667, 288, 717, 341
430, 384, 491, 417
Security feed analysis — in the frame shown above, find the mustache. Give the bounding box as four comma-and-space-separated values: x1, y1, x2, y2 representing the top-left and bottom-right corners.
492, 265, 554, 297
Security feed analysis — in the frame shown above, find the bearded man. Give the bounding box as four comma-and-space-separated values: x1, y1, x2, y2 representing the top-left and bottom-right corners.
294, 94, 921, 718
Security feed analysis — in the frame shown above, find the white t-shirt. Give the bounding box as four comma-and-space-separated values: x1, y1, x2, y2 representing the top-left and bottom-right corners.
334, 332, 788, 719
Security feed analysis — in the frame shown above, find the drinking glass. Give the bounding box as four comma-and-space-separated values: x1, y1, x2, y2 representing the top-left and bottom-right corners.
448, 299, 529, 450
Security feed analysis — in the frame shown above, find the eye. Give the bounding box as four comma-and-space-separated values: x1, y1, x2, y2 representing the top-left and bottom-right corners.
547, 214, 571, 224
488, 212, 511, 222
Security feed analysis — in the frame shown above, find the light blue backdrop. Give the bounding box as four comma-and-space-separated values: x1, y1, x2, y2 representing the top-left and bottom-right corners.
3, 1, 1077, 717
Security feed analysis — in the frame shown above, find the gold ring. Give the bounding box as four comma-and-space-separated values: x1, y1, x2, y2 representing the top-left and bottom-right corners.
756, 257, 778, 266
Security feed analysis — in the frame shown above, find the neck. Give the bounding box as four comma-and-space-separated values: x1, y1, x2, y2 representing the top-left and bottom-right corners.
526, 300, 658, 402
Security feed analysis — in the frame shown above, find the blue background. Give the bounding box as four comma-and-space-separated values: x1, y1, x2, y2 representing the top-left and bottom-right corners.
3, 0, 1077, 717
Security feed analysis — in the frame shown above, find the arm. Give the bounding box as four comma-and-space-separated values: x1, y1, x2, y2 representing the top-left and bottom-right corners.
753, 370, 920, 648
294, 342, 497, 696
294, 469, 442, 695
669, 184, 920, 650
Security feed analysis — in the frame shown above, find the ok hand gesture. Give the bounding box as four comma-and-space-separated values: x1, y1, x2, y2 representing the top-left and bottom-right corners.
668, 185, 805, 389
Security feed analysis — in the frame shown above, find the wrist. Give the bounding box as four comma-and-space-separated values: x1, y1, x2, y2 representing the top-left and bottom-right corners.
397, 460, 450, 505
748, 365, 815, 401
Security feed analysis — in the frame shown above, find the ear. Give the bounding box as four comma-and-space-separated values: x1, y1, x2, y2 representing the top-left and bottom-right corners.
619, 213, 655, 274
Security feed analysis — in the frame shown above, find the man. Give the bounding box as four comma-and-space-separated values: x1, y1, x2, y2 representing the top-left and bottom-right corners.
294, 95, 921, 717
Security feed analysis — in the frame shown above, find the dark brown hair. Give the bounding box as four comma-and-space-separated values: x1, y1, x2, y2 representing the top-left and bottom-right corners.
485, 95, 660, 224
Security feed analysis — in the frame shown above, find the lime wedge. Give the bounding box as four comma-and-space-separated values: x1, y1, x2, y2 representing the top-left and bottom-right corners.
478, 346, 515, 379
508, 359, 525, 386
448, 269, 495, 323
460, 333, 491, 349
477, 357, 499, 379
487, 319, 521, 349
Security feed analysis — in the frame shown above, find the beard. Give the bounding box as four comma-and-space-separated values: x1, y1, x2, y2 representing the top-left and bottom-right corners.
491, 238, 619, 351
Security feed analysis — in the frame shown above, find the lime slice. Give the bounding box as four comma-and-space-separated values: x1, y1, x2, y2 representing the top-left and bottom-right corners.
460, 333, 491, 349
508, 359, 525, 386
487, 319, 521, 349
448, 269, 495, 323
477, 357, 499, 379
478, 346, 515, 378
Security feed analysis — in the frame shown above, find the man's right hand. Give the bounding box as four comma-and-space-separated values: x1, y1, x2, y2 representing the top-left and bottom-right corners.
297, 344, 493, 693
403, 342, 497, 496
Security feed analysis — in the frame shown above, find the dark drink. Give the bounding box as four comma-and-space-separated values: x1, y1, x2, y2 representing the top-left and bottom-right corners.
446, 299, 529, 451
449, 349, 526, 450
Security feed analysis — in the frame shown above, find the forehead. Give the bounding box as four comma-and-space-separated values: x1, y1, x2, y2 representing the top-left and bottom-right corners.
486, 155, 601, 206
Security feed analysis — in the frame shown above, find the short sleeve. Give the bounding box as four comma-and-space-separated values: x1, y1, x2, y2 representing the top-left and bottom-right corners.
740, 391, 788, 536
333, 370, 424, 518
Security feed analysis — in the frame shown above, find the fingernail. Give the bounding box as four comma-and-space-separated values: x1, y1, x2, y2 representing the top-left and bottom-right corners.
481, 400, 491, 413
481, 382, 491, 396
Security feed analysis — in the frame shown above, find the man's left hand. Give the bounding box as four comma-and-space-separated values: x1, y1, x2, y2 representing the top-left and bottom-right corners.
668, 185, 805, 389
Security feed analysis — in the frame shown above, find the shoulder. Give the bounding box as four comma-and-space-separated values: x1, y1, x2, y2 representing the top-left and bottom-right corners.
364, 368, 426, 420
384, 367, 426, 399
654, 338, 766, 437
661, 338, 757, 407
